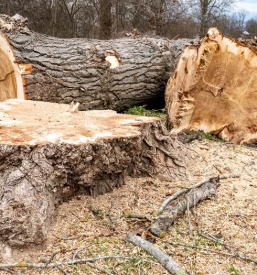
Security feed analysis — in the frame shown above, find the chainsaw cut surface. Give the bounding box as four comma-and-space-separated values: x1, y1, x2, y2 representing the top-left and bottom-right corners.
0, 99, 158, 145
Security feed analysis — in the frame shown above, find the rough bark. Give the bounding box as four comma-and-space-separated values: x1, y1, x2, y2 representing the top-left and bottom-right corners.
166, 27, 257, 144
0, 14, 190, 111
149, 179, 219, 237
0, 99, 190, 249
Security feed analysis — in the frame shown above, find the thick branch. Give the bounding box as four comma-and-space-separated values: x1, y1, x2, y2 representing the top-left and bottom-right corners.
125, 233, 189, 275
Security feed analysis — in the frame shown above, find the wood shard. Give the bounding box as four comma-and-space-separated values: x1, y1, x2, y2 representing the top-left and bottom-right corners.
166, 27, 257, 144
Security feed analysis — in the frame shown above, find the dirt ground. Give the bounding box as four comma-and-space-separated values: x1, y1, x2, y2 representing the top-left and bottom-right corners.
1, 139, 257, 275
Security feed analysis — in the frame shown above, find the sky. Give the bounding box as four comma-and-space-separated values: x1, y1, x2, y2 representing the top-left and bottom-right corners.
235, 0, 257, 19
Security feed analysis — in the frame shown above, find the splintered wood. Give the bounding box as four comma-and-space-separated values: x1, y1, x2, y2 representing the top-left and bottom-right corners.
166, 27, 257, 144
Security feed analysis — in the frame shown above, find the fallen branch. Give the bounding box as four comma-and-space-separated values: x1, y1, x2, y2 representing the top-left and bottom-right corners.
150, 176, 228, 237
0, 255, 142, 269
125, 233, 189, 275
158, 174, 240, 214
167, 241, 257, 265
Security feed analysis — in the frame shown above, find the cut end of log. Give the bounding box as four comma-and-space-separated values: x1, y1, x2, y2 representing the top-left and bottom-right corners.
0, 15, 32, 101
166, 27, 257, 144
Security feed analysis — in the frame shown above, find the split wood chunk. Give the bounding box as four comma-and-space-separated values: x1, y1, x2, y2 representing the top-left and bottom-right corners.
0, 99, 189, 248
0, 14, 190, 111
166, 27, 257, 144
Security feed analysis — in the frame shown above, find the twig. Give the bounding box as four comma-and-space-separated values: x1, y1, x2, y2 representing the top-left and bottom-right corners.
87, 263, 114, 275
126, 233, 189, 275
123, 213, 150, 220
57, 265, 70, 275
197, 231, 240, 254
45, 251, 60, 267
0, 255, 143, 269
53, 232, 95, 240
213, 164, 223, 174
187, 194, 193, 236
108, 195, 124, 230
72, 245, 92, 261
158, 174, 240, 214
167, 241, 257, 265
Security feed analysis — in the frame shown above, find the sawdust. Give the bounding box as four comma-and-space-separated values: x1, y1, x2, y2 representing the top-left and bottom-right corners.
1, 140, 257, 275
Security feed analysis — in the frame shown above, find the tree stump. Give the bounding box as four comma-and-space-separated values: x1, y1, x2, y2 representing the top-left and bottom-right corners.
0, 99, 189, 248
0, 14, 190, 111
166, 28, 257, 144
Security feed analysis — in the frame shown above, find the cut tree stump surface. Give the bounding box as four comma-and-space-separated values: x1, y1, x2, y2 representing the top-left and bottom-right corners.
0, 99, 157, 145
0, 99, 189, 248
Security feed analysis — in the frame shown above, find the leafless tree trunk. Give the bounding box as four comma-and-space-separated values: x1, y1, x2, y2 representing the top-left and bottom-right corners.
99, 0, 112, 39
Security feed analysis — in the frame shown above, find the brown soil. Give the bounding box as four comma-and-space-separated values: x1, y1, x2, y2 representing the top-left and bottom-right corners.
1, 139, 257, 275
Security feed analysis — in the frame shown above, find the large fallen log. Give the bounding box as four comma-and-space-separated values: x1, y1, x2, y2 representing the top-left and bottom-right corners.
0, 14, 190, 111
0, 99, 190, 249
166, 28, 257, 144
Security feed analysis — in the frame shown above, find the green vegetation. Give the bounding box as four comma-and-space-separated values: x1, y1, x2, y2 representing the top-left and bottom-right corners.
200, 131, 224, 142
185, 130, 224, 143
126, 106, 167, 125
126, 106, 165, 118
229, 266, 241, 275
92, 209, 103, 217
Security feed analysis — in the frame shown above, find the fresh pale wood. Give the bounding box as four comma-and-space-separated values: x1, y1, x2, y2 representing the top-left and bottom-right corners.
0, 17, 32, 100
0, 99, 190, 248
166, 27, 257, 144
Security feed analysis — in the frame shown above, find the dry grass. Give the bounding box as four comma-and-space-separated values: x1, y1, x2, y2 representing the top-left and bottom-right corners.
1, 140, 257, 275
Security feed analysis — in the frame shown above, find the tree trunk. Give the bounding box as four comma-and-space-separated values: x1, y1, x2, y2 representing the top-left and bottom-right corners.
99, 0, 112, 40
0, 14, 189, 111
0, 99, 191, 249
166, 27, 257, 144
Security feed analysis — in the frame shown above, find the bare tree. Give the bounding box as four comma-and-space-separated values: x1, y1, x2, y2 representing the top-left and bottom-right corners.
246, 18, 257, 38
194, 0, 237, 36
99, 0, 112, 39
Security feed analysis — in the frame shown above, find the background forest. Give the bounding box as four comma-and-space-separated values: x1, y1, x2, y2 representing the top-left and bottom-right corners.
0, 0, 257, 39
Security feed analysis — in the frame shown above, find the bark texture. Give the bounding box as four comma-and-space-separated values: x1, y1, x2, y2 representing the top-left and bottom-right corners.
0, 14, 190, 111
166, 27, 257, 144
149, 179, 219, 237
0, 99, 191, 248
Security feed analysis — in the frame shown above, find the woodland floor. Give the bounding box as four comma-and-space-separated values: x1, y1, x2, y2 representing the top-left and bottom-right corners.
1, 139, 257, 275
